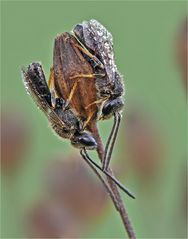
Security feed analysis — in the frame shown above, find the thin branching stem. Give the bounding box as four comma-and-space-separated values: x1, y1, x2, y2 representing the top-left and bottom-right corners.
89, 122, 136, 239
80, 149, 120, 210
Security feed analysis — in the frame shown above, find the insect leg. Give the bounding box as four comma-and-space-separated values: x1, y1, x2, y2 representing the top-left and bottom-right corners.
65, 73, 105, 108
102, 113, 118, 168
48, 67, 59, 107
85, 98, 107, 110
102, 112, 121, 171
69, 73, 105, 80
83, 111, 95, 129
66, 79, 79, 104
72, 42, 104, 69
48, 68, 54, 89
81, 149, 135, 199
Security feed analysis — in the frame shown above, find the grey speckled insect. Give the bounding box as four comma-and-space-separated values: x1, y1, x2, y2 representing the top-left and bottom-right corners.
73, 19, 125, 170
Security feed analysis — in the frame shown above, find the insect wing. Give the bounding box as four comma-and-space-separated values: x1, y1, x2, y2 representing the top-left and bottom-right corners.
53, 33, 98, 124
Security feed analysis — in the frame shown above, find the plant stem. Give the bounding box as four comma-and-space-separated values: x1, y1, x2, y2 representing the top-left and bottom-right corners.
80, 150, 120, 210
90, 122, 136, 239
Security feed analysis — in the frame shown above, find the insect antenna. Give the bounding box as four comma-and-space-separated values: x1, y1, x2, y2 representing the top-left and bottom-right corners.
102, 112, 121, 171
80, 148, 135, 199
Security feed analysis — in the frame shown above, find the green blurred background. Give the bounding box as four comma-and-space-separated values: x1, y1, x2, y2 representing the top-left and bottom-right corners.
1, 1, 187, 238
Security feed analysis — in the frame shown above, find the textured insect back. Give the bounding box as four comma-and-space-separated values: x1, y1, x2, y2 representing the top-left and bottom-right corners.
22, 62, 52, 113
74, 20, 118, 81
74, 20, 125, 105
87, 20, 117, 80
88, 20, 125, 98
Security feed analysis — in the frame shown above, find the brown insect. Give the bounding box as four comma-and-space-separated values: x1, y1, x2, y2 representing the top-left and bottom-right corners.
50, 32, 103, 130
22, 22, 135, 198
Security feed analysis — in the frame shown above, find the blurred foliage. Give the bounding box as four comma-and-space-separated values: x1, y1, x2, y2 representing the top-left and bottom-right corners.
1, 1, 187, 238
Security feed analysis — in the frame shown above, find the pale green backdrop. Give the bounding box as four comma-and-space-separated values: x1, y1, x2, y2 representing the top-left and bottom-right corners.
1, 1, 187, 238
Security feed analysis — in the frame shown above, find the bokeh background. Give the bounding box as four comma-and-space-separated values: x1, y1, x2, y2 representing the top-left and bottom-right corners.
1, 1, 187, 238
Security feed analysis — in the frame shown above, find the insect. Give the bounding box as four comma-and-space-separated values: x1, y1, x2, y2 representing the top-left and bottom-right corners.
73, 19, 125, 171
50, 32, 102, 129
22, 62, 97, 150
22, 61, 134, 198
